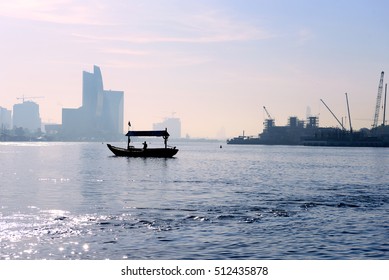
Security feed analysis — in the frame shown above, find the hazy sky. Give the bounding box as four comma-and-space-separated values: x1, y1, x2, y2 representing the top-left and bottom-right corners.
1, 0, 389, 138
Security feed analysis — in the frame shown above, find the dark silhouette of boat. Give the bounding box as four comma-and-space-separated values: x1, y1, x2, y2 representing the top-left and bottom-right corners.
107, 129, 178, 158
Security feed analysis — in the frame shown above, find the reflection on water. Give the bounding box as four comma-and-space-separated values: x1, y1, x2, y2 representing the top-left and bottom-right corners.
1, 142, 389, 259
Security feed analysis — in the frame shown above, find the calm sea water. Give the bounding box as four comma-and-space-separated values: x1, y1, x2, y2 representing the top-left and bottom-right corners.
1, 141, 388, 260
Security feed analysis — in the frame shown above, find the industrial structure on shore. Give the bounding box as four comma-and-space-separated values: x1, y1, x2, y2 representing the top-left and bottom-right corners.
228, 71, 389, 147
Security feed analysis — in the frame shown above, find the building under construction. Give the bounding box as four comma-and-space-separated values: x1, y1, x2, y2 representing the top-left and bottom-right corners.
227, 71, 389, 147
227, 114, 321, 145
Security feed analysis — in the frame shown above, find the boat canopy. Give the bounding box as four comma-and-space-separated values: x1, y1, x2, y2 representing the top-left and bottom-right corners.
125, 130, 170, 137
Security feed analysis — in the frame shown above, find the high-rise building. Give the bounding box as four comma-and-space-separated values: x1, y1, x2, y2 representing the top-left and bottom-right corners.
82, 65, 104, 118
153, 117, 181, 138
13, 101, 41, 132
62, 65, 124, 139
102, 90, 124, 135
0, 106, 12, 130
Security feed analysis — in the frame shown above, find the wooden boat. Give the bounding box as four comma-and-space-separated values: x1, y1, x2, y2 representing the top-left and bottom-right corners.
107, 129, 178, 158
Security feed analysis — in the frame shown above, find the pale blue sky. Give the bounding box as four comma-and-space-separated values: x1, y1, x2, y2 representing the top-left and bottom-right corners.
1, 0, 388, 138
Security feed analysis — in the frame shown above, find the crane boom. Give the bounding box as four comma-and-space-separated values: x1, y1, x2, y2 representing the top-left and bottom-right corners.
383, 84, 387, 126
263, 106, 272, 119
320, 99, 346, 130
372, 71, 384, 128
345, 93, 353, 133
16, 96, 44, 103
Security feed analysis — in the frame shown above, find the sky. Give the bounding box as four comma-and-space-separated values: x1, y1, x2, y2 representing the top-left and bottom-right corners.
1, 0, 389, 139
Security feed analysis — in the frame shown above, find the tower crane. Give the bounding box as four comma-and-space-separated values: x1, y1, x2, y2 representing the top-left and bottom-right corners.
262, 106, 275, 130
372, 71, 384, 129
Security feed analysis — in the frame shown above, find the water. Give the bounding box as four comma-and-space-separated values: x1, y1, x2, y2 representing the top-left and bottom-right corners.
1, 141, 388, 259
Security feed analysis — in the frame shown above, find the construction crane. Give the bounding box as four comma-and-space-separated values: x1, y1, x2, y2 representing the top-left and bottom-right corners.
263, 106, 273, 119
383, 84, 387, 126
372, 71, 384, 129
16, 96, 44, 103
345, 92, 353, 133
262, 106, 275, 130
320, 99, 346, 131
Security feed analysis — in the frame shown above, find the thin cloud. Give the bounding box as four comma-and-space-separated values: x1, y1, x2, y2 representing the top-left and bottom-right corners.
72, 32, 266, 44
100, 48, 150, 56
71, 16, 270, 45
103, 53, 212, 69
71, 6, 272, 44
297, 28, 314, 45
0, 0, 114, 26
1, 1, 272, 42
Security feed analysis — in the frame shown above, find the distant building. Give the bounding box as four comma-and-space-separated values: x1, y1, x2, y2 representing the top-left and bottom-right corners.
12, 101, 41, 132
44, 123, 62, 135
153, 117, 181, 138
62, 65, 124, 139
0, 106, 12, 130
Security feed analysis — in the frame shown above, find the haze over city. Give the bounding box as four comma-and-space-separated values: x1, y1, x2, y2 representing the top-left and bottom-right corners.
1, 0, 389, 138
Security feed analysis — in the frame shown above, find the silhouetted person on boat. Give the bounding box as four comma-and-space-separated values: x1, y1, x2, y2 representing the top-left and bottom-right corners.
143, 141, 148, 149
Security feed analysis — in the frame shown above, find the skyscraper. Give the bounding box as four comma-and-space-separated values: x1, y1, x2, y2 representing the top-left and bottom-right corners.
13, 101, 41, 132
82, 65, 104, 118
102, 90, 124, 135
153, 117, 181, 138
62, 65, 124, 139
0, 106, 12, 130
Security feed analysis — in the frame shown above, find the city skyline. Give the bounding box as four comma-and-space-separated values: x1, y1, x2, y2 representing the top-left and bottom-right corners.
1, 0, 389, 138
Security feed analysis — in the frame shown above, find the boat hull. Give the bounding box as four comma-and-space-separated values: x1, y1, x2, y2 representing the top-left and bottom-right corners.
107, 144, 178, 158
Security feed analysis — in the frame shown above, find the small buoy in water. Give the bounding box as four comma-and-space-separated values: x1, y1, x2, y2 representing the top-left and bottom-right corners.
220, 145, 222, 149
